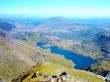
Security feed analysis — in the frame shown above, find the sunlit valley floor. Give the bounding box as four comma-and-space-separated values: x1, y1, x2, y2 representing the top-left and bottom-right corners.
0, 17, 110, 82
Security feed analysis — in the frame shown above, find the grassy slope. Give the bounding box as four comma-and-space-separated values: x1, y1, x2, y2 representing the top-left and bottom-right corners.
13, 62, 105, 82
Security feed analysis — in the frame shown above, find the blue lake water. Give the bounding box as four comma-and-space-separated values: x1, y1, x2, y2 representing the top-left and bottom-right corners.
37, 42, 97, 69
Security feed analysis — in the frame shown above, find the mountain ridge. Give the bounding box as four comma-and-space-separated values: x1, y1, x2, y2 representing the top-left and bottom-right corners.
0, 22, 16, 31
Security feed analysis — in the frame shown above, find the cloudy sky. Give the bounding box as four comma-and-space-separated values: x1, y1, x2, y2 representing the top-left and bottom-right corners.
0, 0, 110, 18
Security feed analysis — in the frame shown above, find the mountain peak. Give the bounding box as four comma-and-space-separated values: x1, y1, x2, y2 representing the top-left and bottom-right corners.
46, 16, 71, 23
48, 16, 66, 20
33, 16, 74, 30
35, 16, 73, 29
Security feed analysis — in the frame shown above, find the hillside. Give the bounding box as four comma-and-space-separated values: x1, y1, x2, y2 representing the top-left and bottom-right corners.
0, 22, 16, 31
0, 33, 73, 81
85, 61, 110, 77
33, 17, 75, 32
12, 62, 105, 82
93, 31, 110, 60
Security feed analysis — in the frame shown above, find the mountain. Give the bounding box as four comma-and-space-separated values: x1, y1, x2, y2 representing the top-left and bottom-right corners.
33, 16, 74, 32
0, 22, 16, 31
43, 16, 73, 26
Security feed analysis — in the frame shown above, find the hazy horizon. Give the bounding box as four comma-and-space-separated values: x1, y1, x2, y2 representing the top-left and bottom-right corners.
0, 0, 110, 18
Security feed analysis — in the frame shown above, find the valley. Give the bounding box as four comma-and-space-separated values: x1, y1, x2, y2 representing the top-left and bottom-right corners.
0, 17, 110, 82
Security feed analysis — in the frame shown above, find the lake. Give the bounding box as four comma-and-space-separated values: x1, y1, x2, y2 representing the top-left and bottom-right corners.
37, 42, 97, 69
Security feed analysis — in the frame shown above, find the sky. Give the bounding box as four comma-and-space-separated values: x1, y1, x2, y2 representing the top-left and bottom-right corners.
0, 0, 110, 18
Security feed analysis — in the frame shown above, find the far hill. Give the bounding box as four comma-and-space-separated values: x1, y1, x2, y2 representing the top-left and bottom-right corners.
0, 22, 16, 31
93, 31, 110, 60
34, 16, 74, 29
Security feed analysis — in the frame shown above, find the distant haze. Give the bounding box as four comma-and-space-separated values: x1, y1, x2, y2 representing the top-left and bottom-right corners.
0, 0, 110, 18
